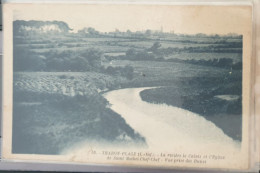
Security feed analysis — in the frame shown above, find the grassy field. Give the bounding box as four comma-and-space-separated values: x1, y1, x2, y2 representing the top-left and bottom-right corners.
14, 72, 122, 95
106, 60, 235, 88
13, 71, 146, 154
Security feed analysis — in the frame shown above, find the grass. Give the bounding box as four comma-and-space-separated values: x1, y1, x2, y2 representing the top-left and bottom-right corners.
14, 72, 123, 95
107, 60, 235, 88
13, 89, 146, 154
13, 70, 147, 154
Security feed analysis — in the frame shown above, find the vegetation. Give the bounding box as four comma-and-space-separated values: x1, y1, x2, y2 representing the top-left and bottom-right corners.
12, 20, 243, 154
13, 90, 146, 154
13, 20, 72, 35
140, 76, 242, 141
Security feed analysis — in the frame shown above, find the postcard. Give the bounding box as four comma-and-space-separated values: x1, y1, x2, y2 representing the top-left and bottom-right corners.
2, 1, 253, 170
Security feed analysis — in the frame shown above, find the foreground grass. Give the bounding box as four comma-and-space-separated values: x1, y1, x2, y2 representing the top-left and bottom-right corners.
12, 73, 146, 155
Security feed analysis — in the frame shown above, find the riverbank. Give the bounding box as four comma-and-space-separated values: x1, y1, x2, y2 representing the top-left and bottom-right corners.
139, 77, 242, 141
104, 87, 240, 151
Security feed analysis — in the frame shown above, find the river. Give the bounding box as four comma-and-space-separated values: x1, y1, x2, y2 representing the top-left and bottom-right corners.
103, 87, 240, 153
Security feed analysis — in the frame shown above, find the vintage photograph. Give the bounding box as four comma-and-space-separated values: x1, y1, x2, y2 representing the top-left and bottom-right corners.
12, 20, 243, 154
2, 3, 252, 169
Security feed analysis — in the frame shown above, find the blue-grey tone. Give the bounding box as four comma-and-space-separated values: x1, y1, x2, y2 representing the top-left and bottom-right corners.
12, 20, 242, 155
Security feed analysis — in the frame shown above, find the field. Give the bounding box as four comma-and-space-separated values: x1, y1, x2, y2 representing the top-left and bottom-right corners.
14, 72, 121, 95
12, 20, 243, 154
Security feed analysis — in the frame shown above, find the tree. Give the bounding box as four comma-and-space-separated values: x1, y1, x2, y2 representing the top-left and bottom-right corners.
79, 49, 102, 69
126, 29, 132, 35
13, 48, 46, 71
217, 58, 233, 68
87, 27, 99, 35
150, 42, 161, 53
126, 48, 136, 57
13, 20, 73, 35
145, 29, 152, 37
123, 65, 134, 80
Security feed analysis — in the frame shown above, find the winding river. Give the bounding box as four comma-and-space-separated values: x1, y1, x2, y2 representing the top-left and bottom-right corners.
103, 87, 240, 153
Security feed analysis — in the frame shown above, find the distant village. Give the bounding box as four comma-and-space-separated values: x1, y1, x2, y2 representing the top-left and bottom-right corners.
14, 20, 242, 39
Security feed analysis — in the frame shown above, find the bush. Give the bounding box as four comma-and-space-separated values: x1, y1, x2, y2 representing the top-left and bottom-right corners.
14, 47, 46, 71
105, 65, 134, 80
14, 46, 103, 72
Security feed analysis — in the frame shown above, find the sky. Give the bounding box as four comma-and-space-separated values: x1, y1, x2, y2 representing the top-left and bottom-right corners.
11, 3, 252, 35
